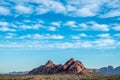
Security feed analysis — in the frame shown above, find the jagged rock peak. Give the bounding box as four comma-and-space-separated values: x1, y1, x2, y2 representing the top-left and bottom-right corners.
46, 60, 54, 64
69, 58, 75, 61
45, 60, 54, 67
64, 58, 75, 65
63, 58, 75, 70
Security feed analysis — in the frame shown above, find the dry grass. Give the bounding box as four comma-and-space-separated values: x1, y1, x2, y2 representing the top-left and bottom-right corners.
0, 74, 120, 80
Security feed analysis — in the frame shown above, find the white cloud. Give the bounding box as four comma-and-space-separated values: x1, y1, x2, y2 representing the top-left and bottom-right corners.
51, 22, 61, 27
78, 21, 109, 31
0, 27, 16, 32
65, 0, 102, 17
114, 34, 120, 37
65, 0, 120, 18
0, 38, 119, 48
75, 5, 98, 17
79, 33, 87, 37
0, 22, 16, 32
49, 0, 66, 13
15, 5, 33, 14
40, 34, 64, 39
72, 33, 87, 39
19, 34, 31, 39
20, 24, 44, 30
49, 34, 64, 39
19, 34, 64, 40
34, 0, 120, 18
81, 42, 92, 48
112, 25, 120, 31
72, 36, 80, 39
36, 5, 49, 14
65, 21, 77, 27
100, 10, 120, 18
33, 34, 42, 39
5, 33, 17, 39
66, 5, 76, 12
106, 0, 120, 8
78, 23, 88, 30
0, 40, 92, 48
53, 42, 76, 49
97, 33, 111, 38
35, 0, 66, 14
0, 6, 10, 15
0, 22, 9, 27
48, 26, 56, 31
88, 21, 109, 31
94, 38, 116, 48
21, 25, 34, 30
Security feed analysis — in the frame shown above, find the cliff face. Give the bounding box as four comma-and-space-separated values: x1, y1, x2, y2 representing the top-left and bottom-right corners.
29, 58, 96, 76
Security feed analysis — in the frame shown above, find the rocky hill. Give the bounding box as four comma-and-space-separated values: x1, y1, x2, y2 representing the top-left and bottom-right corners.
29, 58, 96, 76
7, 71, 29, 75
94, 66, 120, 74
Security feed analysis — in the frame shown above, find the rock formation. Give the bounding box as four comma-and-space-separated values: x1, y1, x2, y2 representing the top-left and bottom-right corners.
68, 60, 85, 74
29, 58, 96, 75
63, 58, 75, 71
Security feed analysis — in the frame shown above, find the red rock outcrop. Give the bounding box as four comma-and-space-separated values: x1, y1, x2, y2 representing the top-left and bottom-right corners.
68, 60, 85, 74
63, 58, 75, 70
29, 58, 96, 75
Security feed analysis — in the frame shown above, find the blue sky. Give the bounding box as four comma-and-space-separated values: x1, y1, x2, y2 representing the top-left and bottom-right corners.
0, 0, 120, 73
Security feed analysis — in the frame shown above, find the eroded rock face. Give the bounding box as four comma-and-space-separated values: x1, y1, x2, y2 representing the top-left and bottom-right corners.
45, 60, 54, 67
68, 60, 85, 74
29, 60, 56, 74
29, 58, 95, 75
63, 58, 75, 70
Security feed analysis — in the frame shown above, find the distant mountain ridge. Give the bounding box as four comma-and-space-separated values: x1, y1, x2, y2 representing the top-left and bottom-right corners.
94, 66, 120, 74
29, 58, 96, 76
7, 71, 29, 75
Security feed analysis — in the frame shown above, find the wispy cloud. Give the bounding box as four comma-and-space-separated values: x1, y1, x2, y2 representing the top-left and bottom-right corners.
0, 27, 16, 32
97, 33, 111, 38
71, 33, 87, 39
20, 24, 45, 30
112, 25, 120, 31
76, 21, 109, 31
47, 26, 57, 31
5, 33, 17, 39
15, 5, 33, 14
0, 6, 10, 15
0, 38, 119, 49
0, 22, 16, 32
100, 10, 120, 18
19, 34, 64, 40
0, 22, 8, 27
94, 38, 116, 48
88, 21, 109, 31
51, 22, 61, 27
114, 34, 120, 37
64, 21, 77, 27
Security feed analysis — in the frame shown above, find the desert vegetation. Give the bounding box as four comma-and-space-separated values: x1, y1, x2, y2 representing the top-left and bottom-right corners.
0, 74, 120, 80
